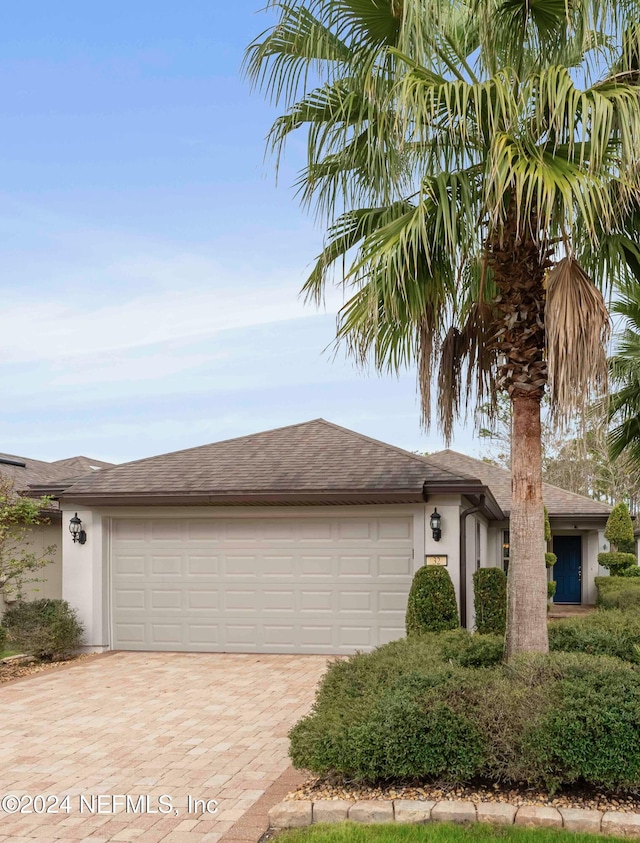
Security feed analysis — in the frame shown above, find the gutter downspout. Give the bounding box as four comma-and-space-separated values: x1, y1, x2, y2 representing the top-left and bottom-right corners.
459, 495, 485, 629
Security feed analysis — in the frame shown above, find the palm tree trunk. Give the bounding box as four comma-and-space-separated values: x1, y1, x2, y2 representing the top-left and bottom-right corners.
505, 392, 549, 658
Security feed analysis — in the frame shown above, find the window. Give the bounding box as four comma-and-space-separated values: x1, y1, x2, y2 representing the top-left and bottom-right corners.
502, 530, 510, 574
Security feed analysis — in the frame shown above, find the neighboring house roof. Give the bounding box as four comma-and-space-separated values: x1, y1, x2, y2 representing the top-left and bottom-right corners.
57, 419, 499, 509
50, 456, 114, 474
0, 451, 114, 494
424, 449, 612, 518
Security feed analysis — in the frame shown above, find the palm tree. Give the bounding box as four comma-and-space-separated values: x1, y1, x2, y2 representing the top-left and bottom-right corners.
608, 283, 640, 472
246, 0, 640, 657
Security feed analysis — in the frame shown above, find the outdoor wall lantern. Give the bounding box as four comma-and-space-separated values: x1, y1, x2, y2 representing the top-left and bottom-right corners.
430, 509, 442, 542
69, 513, 87, 545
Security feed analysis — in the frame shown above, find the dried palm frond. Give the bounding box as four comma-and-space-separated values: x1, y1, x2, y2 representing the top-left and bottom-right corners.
437, 326, 464, 443
459, 300, 498, 414
546, 257, 610, 427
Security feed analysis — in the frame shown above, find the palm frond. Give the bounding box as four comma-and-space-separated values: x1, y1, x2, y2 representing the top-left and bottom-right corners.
244, 3, 353, 106
545, 257, 610, 425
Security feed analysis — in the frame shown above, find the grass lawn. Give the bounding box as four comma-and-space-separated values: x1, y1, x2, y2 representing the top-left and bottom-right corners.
0, 650, 22, 659
276, 824, 626, 843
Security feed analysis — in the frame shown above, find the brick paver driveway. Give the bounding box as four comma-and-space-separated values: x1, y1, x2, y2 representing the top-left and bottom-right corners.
0, 652, 330, 842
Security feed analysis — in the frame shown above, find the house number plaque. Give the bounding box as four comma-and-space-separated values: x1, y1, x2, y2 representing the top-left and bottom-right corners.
426, 555, 448, 567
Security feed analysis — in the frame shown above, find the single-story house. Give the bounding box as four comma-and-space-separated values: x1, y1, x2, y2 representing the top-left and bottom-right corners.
29, 419, 614, 655
0, 452, 113, 609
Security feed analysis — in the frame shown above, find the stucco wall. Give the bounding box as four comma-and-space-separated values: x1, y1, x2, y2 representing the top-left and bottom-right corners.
0, 522, 62, 614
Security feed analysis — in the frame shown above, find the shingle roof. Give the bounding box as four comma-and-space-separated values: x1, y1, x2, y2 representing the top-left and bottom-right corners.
424, 450, 612, 517
0, 451, 114, 494
60, 419, 481, 505
50, 456, 114, 474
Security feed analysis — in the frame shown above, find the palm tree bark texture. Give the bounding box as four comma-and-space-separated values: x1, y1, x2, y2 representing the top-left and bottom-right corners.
488, 217, 550, 656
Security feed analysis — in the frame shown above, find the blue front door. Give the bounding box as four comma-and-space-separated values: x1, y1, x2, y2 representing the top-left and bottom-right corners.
553, 536, 582, 604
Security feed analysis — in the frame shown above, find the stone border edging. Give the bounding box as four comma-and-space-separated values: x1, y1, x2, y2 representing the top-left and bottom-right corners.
269, 799, 640, 836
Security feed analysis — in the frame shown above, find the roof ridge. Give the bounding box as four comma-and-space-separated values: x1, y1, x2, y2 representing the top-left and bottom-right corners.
315, 420, 479, 480
61, 419, 337, 479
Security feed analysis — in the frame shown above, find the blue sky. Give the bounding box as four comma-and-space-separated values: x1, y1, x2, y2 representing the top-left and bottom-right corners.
0, 1, 479, 464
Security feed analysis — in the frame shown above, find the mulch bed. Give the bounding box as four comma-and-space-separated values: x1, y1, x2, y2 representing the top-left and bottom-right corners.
290, 777, 640, 814
0, 653, 89, 684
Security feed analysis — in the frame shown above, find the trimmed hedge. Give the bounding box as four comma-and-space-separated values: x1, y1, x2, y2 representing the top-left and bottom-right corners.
473, 568, 506, 635
289, 634, 640, 792
1, 599, 84, 660
548, 610, 640, 662
598, 551, 638, 575
406, 566, 458, 635
621, 566, 640, 577
595, 576, 640, 611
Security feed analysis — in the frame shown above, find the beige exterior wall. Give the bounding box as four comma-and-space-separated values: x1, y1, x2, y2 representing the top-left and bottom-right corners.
0, 522, 62, 613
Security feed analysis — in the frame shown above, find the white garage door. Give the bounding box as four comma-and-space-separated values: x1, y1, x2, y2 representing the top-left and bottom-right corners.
110, 515, 414, 653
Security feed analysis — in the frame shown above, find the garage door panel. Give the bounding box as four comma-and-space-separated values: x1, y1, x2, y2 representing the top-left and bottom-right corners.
150, 589, 182, 610
114, 521, 146, 541
378, 518, 412, 540
300, 556, 333, 576
114, 588, 146, 610
151, 521, 183, 542
338, 555, 374, 576
116, 555, 146, 575
111, 515, 414, 654
150, 555, 182, 576
188, 590, 219, 610
262, 556, 295, 576
223, 556, 259, 576
379, 555, 413, 576
300, 591, 333, 611
187, 555, 220, 575
186, 520, 225, 542
262, 590, 295, 611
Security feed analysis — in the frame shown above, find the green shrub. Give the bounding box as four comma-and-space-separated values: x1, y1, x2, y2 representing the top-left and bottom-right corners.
442, 633, 504, 667
289, 638, 640, 792
544, 505, 552, 542
545, 552, 557, 568
2, 599, 84, 660
595, 576, 640, 611
605, 502, 635, 549
547, 581, 557, 599
405, 566, 458, 635
598, 551, 638, 574
523, 654, 640, 791
548, 610, 640, 662
0, 624, 6, 653
473, 568, 506, 635
621, 565, 640, 577
619, 538, 637, 554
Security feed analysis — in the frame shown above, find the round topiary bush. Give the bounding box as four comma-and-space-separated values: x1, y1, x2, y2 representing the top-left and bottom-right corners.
2, 599, 84, 660
621, 565, 640, 577
473, 568, 506, 635
405, 566, 458, 635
